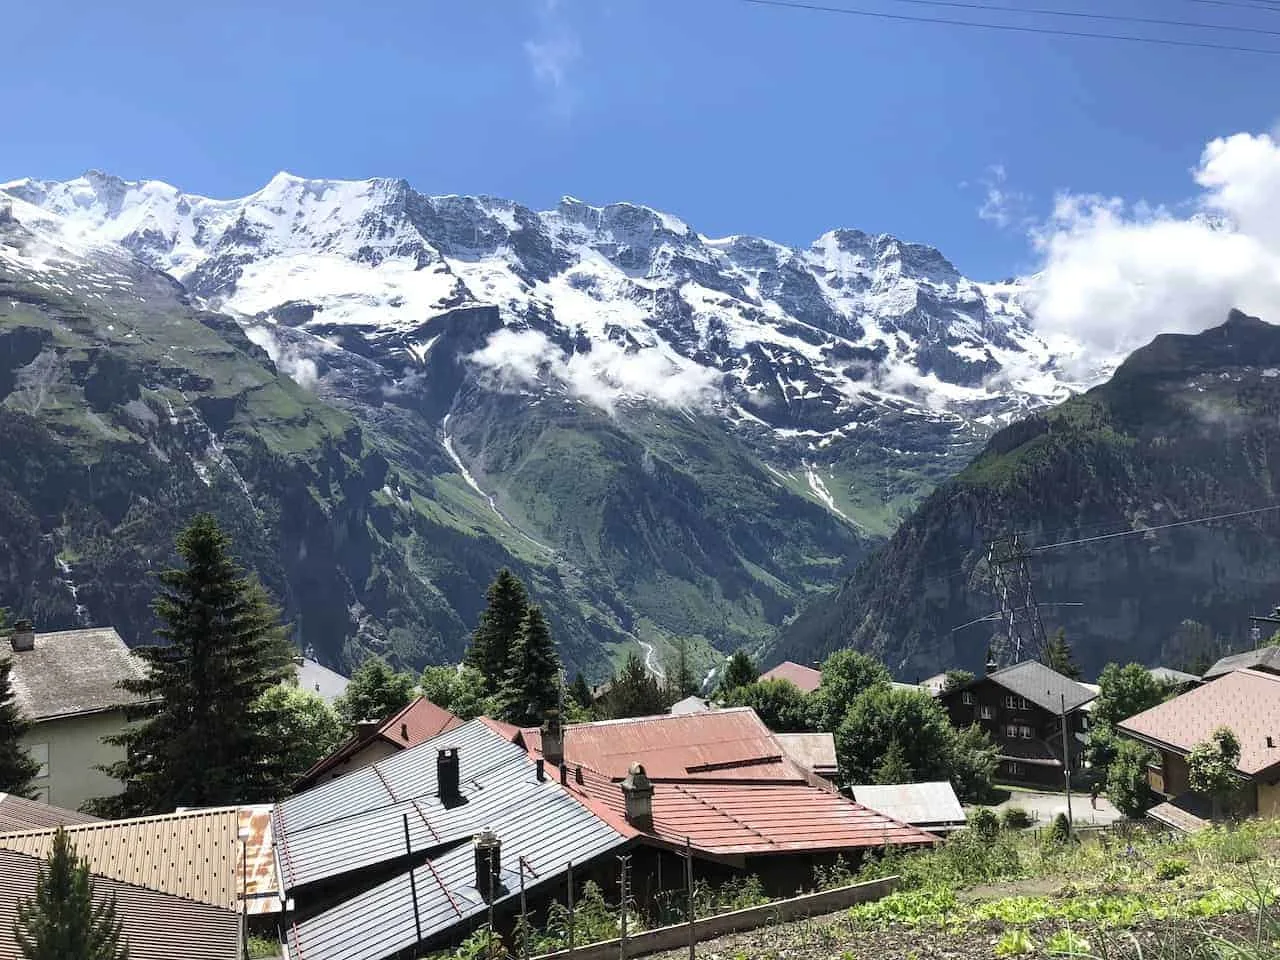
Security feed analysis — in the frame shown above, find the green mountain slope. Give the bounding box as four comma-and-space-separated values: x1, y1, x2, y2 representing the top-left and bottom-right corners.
772, 311, 1280, 678
0, 215, 865, 679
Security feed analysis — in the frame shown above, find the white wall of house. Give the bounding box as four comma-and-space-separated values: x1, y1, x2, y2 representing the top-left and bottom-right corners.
20, 710, 130, 812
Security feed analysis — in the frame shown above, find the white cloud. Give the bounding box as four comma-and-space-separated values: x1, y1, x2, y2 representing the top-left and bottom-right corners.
1026, 132, 1280, 358
245, 325, 320, 389
977, 164, 1031, 231
524, 0, 582, 118
468, 327, 723, 414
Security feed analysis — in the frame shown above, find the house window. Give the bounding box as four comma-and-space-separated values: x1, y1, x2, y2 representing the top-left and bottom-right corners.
29, 743, 49, 780
1004, 694, 1017, 709
1019, 725, 1033, 739
962, 692, 976, 705
980, 705, 996, 720
1006, 761, 1023, 776
1080, 714, 1090, 731
1005, 724, 1019, 738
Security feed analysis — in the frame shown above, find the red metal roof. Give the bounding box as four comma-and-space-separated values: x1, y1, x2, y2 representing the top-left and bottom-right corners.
524, 708, 804, 782
1118, 668, 1280, 778
298, 696, 464, 785
760, 661, 823, 693
561, 763, 936, 856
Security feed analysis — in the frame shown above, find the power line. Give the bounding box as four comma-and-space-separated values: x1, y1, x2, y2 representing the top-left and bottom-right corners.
1030, 502, 1280, 553
1175, 0, 1280, 13
734, 0, 1280, 55
871, 0, 1280, 38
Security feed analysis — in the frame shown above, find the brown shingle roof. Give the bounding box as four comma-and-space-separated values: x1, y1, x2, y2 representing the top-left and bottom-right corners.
760, 661, 823, 693
0, 793, 100, 833
0, 807, 240, 909
1118, 668, 1280, 778
0, 848, 241, 960
6, 628, 149, 721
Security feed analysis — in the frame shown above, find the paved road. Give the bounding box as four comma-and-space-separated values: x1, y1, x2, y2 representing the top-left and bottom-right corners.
992, 788, 1124, 828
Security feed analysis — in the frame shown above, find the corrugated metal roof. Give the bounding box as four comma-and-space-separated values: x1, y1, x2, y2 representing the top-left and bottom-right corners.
525, 709, 804, 782
1119, 668, 1280, 777
564, 765, 937, 856
285, 751, 627, 960
773, 733, 838, 775
1203, 646, 1280, 680
239, 804, 284, 916
1149, 666, 1201, 687
985, 661, 1097, 714
0, 848, 241, 960
8, 628, 150, 721
294, 658, 350, 703
0, 807, 240, 909
760, 661, 822, 693
0, 792, 100, 833
849, 782, 966, 827
297, 696, 464, 787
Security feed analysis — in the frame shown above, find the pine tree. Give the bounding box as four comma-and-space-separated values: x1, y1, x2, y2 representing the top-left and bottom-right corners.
874, 738, 914, 785
666, 638, 699, 701
13, 827, 128, 960
598, 653, 666, 720
720, 651, 759, 694
1042, 629, 1081, 679
465, 570, 530, 695
98, 514, 293, 815
568, 673, 593, 710
500, 605, 562, 727
0, 654, 40, 798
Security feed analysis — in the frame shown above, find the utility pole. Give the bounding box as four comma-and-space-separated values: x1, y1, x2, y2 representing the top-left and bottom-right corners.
986, 534, 1050, 666
1248, 605, 1280, 649
1059, 691, 1073, 834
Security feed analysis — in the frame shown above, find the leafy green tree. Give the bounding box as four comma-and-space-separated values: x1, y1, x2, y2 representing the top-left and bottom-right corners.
874, 738, 914, 784
597, 654, 666, 719
1083, 721, 1120, 775
465, 569, 530, 695
568, 673, 593, 711
812, 650, 891, 732
1188, 726, 1241, 818
1092, 663, 1170, 728
99, 514, 293, 815
720, 651, 759, 694
0, 654, 40, 797
836, 686, 954, 787
334, 657, 417, 728
501, 605, 562, 727
721, 679, 813, 732
1106, 738, 1156, 819
941, 669, 975, 693
255, 684, 346, 787
1042, 628, 1081, 680
13, 827, 128, 960
947, 723, 1000, 803
420, 665, 494, 721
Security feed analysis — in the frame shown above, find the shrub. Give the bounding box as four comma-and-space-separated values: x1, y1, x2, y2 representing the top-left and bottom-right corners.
1045, 929, 1092, 956
1001, 806, 1033, 830
970, 808, 1000, 840
994, 929, 1036, 956
1154, 857, 1189, 880
1049, 813, 1071, 844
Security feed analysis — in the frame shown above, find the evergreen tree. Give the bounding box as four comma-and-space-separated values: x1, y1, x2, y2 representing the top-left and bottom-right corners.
1042, 628, 1081, 679
0, 654, 40, 798
465, 570, 531, 695
666, 638, 700, 701
500, 605, 562, 727
874, 738, 914, 784
598, 653, 666, 719
98, 514, 293, 815
720, 651, 759, 694
334, 657, 417, 728
14, 827, 128, 960
568, 673, 593, 711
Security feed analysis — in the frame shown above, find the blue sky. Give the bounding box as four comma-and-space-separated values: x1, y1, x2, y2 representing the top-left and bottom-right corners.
3, 0, 1278, 278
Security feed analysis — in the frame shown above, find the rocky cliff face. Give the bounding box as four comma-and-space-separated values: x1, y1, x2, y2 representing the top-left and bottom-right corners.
772, 312, 1280, 679
0, 172, 1105, 678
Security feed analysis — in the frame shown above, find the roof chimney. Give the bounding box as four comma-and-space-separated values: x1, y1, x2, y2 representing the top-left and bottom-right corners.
560, 764, 568, 786
474, 829, 502, 900
541, 709, 564, 766
575, 764, 583, 785
9, 620, 34, 653
400, 722, 409, 742
535, 758, 546, 782
354, 719, 380, 740
621, 762, 654, 828
1268, 736, 1276, 749
437, 747, 461, 803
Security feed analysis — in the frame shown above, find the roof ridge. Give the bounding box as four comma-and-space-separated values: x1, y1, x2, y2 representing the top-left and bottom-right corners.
0, 805, 240, 838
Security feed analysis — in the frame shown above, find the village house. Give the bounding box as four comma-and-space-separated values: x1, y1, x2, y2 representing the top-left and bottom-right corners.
1202, 645, 1280, 681
294, 694, 463, 790
292, 653, 350, 703
760, 660, 822, 693
4, 621, 149, 812
1117, 667, 1280, 831
937, 660, 1096, 787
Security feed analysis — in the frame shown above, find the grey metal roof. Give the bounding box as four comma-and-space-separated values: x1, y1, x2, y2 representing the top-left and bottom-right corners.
984, 661, 1097, 714
1149, 666, 1202, 686
849, 782, 966, 827
668, 696, 711, 715
1203, 646, 1280, 680
284, 749, 627, 960
7, 628, 149, 720
294, 657, 350, 703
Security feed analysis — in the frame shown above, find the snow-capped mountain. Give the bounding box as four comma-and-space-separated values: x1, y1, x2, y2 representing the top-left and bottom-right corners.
2, 170, 1099, 447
